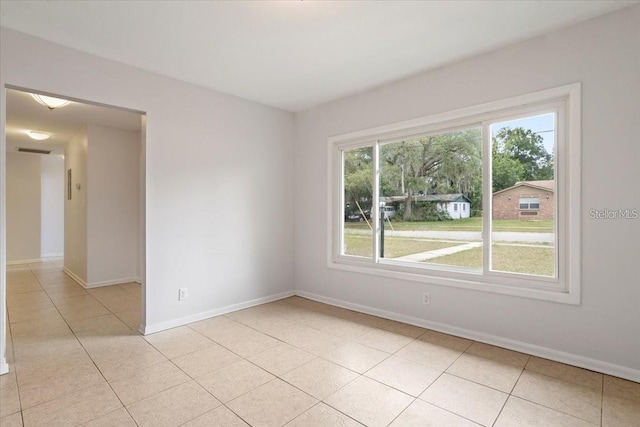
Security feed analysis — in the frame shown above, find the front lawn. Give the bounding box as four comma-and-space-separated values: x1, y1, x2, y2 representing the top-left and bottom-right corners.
344, 235, 457, 258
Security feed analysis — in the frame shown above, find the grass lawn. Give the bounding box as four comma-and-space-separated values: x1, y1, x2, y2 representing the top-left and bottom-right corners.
345, 217, 553, 233
344, 235, 456, 258
426, 244, 555, 277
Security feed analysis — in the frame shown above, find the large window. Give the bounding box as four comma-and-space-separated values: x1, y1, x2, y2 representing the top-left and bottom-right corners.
329, 84, 581, 303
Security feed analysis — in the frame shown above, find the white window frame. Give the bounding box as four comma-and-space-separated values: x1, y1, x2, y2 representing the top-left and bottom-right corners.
328, 83, 581, 304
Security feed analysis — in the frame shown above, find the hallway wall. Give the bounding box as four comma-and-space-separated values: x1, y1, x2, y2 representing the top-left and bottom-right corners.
6, 152, 41, 262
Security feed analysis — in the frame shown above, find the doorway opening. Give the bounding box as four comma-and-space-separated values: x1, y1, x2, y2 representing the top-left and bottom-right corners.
2, 86, 147, 373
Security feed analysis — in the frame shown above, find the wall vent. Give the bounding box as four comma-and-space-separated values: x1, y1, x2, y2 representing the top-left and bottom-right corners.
17, 148, 52, 155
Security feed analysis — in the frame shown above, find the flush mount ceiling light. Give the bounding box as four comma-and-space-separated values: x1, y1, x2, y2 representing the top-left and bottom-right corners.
31, 93, 71, 110
27, 130, 51, 140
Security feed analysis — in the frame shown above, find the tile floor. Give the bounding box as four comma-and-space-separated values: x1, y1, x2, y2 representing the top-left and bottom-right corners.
1, 259, 639, 426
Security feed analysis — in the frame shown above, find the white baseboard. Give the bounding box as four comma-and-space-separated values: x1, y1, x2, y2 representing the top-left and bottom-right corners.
7, 258, 42, 265
63, 267, 87, 287
295, 290, 640, 383
85, 277, 141, 289
0, 357, 8, 375
142, 290, 295, 335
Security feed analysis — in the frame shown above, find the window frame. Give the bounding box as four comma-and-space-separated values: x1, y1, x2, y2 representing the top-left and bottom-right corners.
328, 83, 581, 304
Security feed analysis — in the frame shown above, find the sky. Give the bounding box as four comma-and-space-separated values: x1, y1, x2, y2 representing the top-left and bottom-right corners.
491, 112, 555, 154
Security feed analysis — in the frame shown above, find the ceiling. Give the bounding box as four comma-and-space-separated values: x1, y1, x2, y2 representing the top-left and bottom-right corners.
5, 89, 142, 156
1, 1, 636, 113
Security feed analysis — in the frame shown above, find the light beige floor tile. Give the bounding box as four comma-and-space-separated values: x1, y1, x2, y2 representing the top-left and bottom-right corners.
172, 343, 241, 378
495, 396, 599, 427
216, 327, 282, 358
602, 394, 640, 427
22, 383, 122, 427
18, 363, 107, 409
446, 352, 524, 393
189, 315, 243, 339
247, 343, 316, 376
418, 330, 473, 352
43, 283, 88, 301
53, 295, 110, 321
354, 328, 414, 354
109, 360, 191, 405
390, 399, 480, 427
526, 357, 602, 390
7, 306, 60, 325
89, 337, 167, 382
196, 359, 274, 403
0, 382, 21, 417
465, 342, 529, 367
88, 287, 141, 313
118, 282, 142, 297
127, 381, 220, 427
9, 313, 71, 344
79, 408, 137, 426
604, 375, 640, 403
144, 326, 214, 359
1, 371, 17, 390
361, 317, 425, 338
225, 305, 294, 332
281, 358, 358, 400
182, 405, 249, 427
512, 370, 602, 425
322, 342, 389, 374
420, 373, 508, 426
68, 313, 136, 336
303, 315, 374, 340
228, 379, 318, 427
286, 402, 363, 426
0, 412, 24, 427
324, 376, 413, 427
6, 291, 51, 309
113, 308, 142, 331
396, 339, 464, 371
7, 280, 42, 296
365, 355, 441, 397
269, 323, 348, 356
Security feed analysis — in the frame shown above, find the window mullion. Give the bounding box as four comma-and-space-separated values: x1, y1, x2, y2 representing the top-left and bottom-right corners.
372, 141, 380, 263
482, 121, 492, 273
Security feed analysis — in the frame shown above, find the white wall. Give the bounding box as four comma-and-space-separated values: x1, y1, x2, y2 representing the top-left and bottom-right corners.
0, 25, 295, 359
41, 155, 64, 258
87, 124, 140, 286
294, 6, 640, 380
63, 128, 88, 283
6, 152, 41, 262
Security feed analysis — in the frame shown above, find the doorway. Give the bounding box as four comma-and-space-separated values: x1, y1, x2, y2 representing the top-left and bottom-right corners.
2, 87, 146, 373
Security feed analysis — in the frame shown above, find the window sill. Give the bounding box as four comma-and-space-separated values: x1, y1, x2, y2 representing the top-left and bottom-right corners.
327, 257, 580, 305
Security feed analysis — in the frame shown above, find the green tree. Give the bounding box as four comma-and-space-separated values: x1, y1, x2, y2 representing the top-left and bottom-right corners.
492, 127, 553, 192
380, 129, 481, 220
343, 147, 373, 214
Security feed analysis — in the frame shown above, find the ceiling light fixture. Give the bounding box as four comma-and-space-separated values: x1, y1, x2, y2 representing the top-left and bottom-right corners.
31, 93, 71, 110
27, 130, 51, 140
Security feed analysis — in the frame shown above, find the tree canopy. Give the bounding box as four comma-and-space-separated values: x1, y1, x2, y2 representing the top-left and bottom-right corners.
342, 126, 553, 221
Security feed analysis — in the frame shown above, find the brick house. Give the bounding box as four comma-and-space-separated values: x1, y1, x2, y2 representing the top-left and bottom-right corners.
492, 180, 554, 220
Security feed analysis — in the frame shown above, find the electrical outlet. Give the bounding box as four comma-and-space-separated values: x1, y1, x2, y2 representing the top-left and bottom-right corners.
423, 292, 430, 305
178, 288, 187, 301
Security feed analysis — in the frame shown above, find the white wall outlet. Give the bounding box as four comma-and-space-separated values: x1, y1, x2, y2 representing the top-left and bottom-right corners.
423, 292, 430, 305
178, 288, 187, 301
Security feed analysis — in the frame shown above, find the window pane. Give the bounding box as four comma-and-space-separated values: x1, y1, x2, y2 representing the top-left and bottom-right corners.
490, 113, 556, 277
343, 146, 373, 258
378, 128, 482, 269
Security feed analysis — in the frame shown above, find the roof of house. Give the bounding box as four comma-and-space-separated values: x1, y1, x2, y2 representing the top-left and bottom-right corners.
382, 193, 471, 203
493, 180, 555, 196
